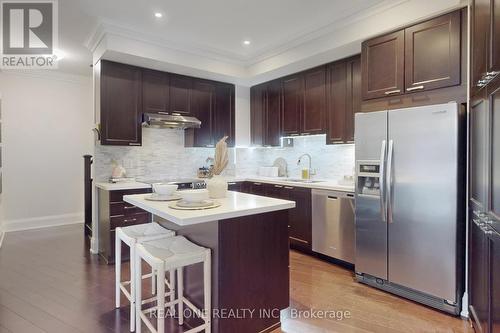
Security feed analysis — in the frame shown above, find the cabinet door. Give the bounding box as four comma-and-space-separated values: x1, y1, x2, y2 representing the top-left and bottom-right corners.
327, 61, 347, 143
265, 80, 282, 146
249, 182, 266, 195
471, 91, 489, 210
405, 11, 461, 93
142, 69, 169, 114
346, 57, 361, 142
189, 80, 215, 147
472, 0, 491, 90
282, 75, 302, 136
361, 30, 404, 99
470, 218, 490, 333
490, 0, 500, 74
169, 74, 191, 115
489, 228, 500, 333
491, 83, 500, 219
213, 83, 235, 147
100, 61, 142, 146
250, 83, 266, 146
302, 67, 326, 134
286, 187, 312, 251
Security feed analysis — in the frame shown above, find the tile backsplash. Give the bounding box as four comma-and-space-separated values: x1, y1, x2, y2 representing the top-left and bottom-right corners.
94, 129, 354, 182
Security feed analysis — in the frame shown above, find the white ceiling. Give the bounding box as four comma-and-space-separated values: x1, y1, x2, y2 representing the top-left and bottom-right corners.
56, 0, 391, 76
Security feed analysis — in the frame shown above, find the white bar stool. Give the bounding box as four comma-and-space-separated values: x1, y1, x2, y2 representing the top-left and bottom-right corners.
116, 222, 176, 332
135, 236, 211, 333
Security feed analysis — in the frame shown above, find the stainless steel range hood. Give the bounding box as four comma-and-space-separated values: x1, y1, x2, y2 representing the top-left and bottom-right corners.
142, 113, 201, 129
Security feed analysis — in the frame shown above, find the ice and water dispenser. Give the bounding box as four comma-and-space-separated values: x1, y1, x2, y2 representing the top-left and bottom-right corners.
356, 162, 381, 196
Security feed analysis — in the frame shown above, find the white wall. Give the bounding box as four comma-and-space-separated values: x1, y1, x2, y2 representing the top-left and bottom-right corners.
0, 71, 94, 231
235, 85, 251, 146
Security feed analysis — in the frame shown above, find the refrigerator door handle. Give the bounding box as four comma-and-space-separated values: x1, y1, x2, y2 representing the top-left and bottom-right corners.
387, 140, 394, 224
379, 140, 387, 222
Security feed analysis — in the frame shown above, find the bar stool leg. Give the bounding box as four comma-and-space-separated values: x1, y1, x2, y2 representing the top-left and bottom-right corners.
204, 251, 212, 333
115, 235, 121, 309
129, 245, 136, 332
135, 253, 142, 333
157, 264, 165, 333
177, 268, 184, 326
169, 270, 175, 315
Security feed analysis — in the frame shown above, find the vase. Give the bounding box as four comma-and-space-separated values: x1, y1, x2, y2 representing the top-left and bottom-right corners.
206, 175, 228, 199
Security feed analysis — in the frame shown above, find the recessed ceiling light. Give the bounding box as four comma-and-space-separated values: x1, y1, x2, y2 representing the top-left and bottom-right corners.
243, 40, 251, 46
154, 12, 163, 18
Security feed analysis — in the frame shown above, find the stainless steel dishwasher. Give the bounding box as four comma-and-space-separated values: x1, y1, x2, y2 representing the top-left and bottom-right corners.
312, 189, 355, 264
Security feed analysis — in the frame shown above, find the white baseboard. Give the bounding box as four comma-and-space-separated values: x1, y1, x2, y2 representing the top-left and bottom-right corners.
3, 213, 84, 232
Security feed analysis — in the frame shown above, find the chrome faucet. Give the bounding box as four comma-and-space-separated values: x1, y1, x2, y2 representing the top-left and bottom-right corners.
297, 153, 316, 179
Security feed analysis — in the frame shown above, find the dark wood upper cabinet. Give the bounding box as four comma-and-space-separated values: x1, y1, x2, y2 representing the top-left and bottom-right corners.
362, 30, 405, 100
405, 11, 461, 93
187, 79, 215, 147
266, 79, 282, 146
490, 82, 500, 219
470, 91, 489, 211
169, 74, 192, 115
326, 55, 361, 144
213, 83, 235, 147
302, 67, 326, 134
473, 0, 491, 90
142, 69, 169, 114
251, 83, 266, 146
282, 75, 302, 136
100, 60, 142, 146
490, 0, 500, 74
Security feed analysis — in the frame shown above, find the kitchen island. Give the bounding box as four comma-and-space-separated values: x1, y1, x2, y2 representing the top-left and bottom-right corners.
124, 191, 295, 333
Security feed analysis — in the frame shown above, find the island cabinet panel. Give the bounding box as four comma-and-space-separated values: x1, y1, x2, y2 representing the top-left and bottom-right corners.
142, 69, 169, 114
302, 66, 327, 134
100, 60, 143, 146
405, 11, 461, 93
326, 55, 361, 144
492, 84, 500, 219
283, 186, 312, 252
169, 74, 192, 115
186, 80, 215, 148
470, 90, 489, 211
361, 30, 405, 100
490, 229, 500, 333
282, 75, 303, 136
98, 188, 152, 264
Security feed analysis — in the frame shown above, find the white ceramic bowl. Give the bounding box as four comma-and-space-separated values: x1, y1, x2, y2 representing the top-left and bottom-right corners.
153, 184, 178, 196
179, 189, 209, 203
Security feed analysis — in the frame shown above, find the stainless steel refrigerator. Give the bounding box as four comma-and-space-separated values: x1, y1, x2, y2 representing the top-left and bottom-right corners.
354, 102, 466, 314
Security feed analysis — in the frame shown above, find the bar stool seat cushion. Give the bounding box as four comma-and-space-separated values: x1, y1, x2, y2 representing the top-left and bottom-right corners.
140, 236, 207, 269
117, 222, 175, 245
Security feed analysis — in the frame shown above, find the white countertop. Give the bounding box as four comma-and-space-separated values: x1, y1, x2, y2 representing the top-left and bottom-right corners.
95, 176, 354, 193
95, 181, 151, 191
123, 191, 296, 226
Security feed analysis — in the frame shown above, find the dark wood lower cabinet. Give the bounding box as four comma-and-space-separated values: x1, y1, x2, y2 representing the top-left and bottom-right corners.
489, 227, 500, 333
235, 182, 312, 252
98, 188, 152, 263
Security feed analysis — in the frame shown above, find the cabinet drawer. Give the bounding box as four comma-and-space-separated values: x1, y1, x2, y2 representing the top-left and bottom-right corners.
110, 213, 150, 230
110, 202, 146, 217
109, 188, 151, 203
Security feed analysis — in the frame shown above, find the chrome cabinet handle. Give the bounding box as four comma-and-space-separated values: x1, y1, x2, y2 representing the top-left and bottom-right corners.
384, 89, 401, 95
386, 140, 394, 224
124, 206, 135, 210
274, 185, 283, 188
406, 85, 424, 91
284, 186, 294, 190
205, 144, 215, 148
129, 143, 141, 146
158, 112, 169, 115
486, 71, 499, 76
227, 182, 237, 185
290, 133, 299, 136
301, 132, 311, 135
253, 182, 262, 186
123, 218, 137, 223
379, 140, 387, 223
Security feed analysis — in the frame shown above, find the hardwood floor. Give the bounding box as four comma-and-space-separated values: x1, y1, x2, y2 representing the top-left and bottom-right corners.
0, 225, 473, 333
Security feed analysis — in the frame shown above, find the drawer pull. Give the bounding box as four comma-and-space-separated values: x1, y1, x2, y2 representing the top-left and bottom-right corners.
123, 218, 137, 223
228, 182, 237, 185
128, 143, 141, 146
384, 89, 401, 95
284, 186, 294, 190
406, 85, 424, 92
253, 182, 262, 186
124, 206, 136, 210
274, 185, 283, 188
290, 236, 309, 244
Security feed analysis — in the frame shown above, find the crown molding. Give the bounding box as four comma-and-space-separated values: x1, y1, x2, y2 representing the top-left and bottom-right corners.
0, 69, 92, 85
